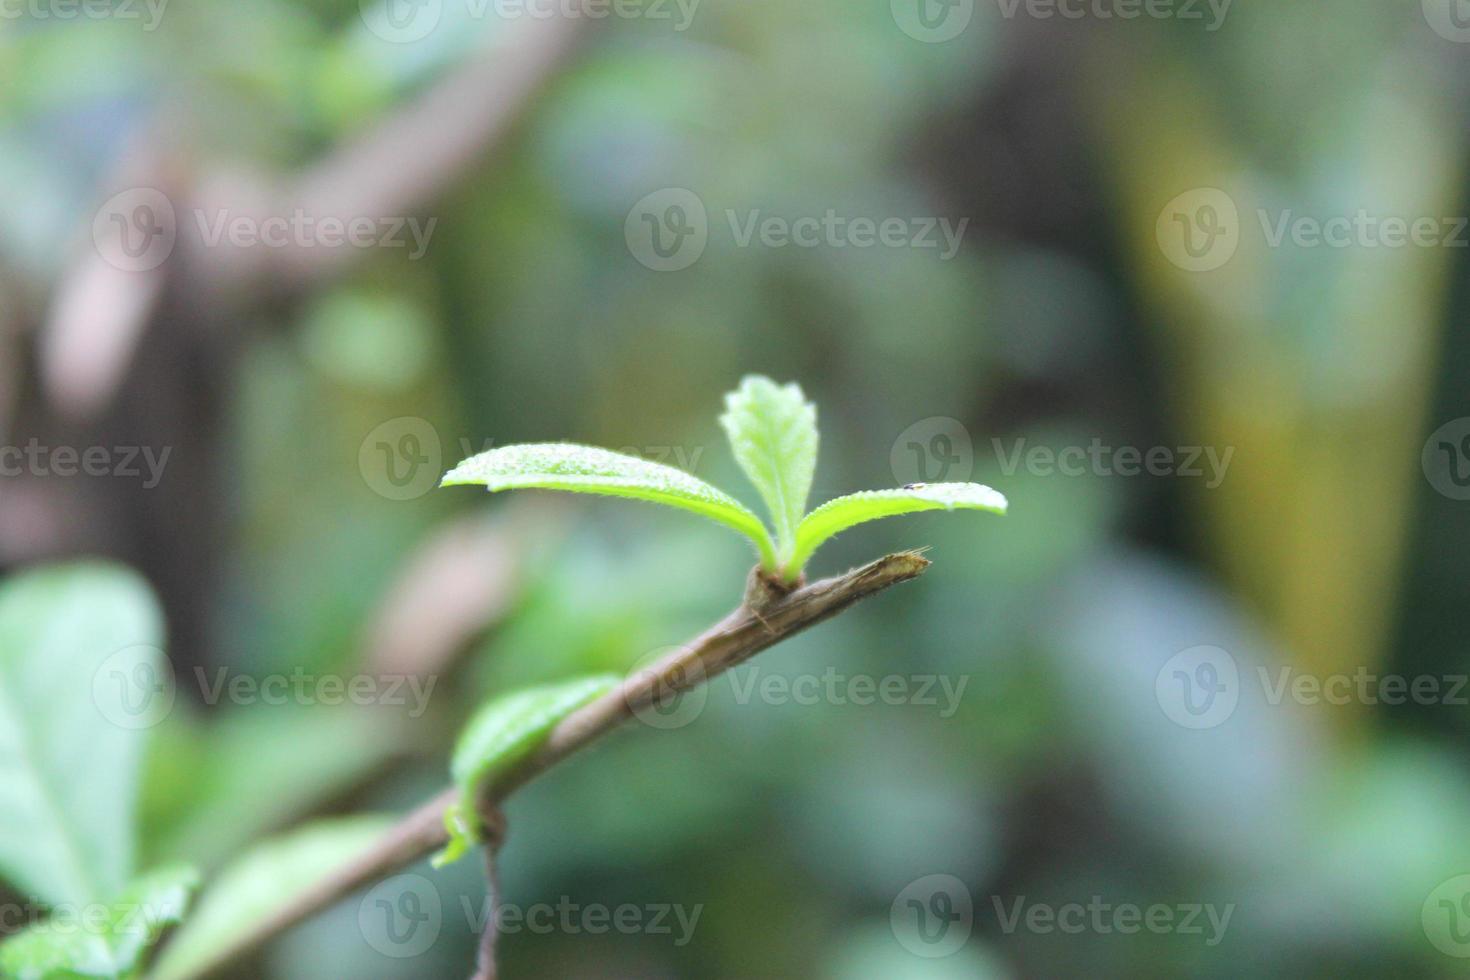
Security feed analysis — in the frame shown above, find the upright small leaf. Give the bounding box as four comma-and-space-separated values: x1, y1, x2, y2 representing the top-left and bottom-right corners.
719, 377, 819, 566
790, 484, 1008, 573
442, 444, 776, 569
0, 864, 198, 980
150, 817, 393, 980
0, 564, 164, 906
435, 675, 619, 868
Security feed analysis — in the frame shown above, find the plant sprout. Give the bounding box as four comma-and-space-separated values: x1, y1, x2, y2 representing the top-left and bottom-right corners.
0, 378, 1010, 979
442, 375, 1008, 589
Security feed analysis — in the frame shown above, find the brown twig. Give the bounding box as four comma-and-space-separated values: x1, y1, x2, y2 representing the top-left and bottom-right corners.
184, 551, 930, 978
470, 808, 507, 980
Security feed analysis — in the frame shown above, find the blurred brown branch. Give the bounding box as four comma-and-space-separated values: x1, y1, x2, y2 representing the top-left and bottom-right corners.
40, 13, 593, 421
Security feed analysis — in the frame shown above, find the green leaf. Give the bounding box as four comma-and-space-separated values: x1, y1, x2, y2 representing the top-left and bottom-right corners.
144, 704, 403, 872
150, 817, 394, 980
0, 564, 165, 906
789, 483, 1008, 573
0, 865, 198, 980
434, 675, 619, 868
442, 444, 777, 569
718, 376, 818, 567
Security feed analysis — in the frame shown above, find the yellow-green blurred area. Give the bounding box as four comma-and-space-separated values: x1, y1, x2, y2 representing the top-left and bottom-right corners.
3, 0, 1470, 977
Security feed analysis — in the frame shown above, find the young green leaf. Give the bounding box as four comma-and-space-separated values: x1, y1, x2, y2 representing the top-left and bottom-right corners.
151, 817, 393, 980
0, 865, 198, 980
789, 483, 1008, 573
435, 675, 619, 868
718, 377, 818, 566
442, 444, 777, 569
0, 564, 164, 907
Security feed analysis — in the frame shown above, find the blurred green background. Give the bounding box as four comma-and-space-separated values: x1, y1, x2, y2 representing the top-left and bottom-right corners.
4, 0, 1470, 976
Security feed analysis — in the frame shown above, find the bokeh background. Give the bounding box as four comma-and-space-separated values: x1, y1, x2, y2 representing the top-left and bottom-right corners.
4, 0, 1470, 976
